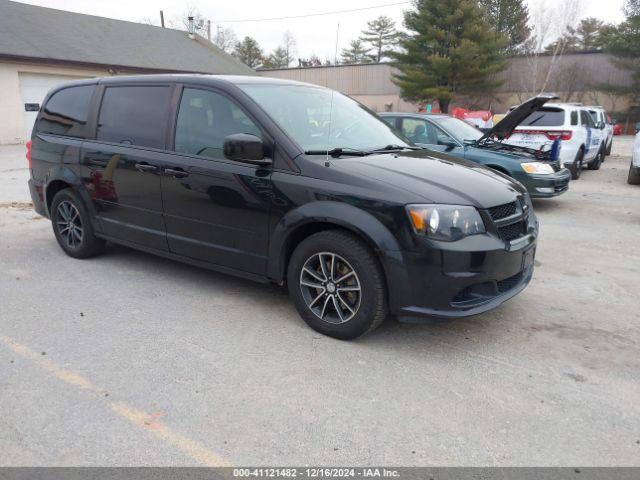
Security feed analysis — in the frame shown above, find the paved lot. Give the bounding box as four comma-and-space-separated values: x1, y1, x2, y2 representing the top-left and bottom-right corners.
0, 138, 639, 466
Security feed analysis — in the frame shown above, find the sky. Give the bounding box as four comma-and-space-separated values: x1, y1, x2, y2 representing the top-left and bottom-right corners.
14, 0, 629, 61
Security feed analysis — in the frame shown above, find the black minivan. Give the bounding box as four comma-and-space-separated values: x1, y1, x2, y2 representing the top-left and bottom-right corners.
28, 75, 538, 339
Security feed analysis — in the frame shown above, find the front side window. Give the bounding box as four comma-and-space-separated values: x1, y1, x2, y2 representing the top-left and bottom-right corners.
38, 85, 95, 137
174, 88, 261, 159
401, 118, 440, 144
581, 110, 595, 128
97, 86, 171, 148
432, 117, 482, 143
238, 84, 411, 152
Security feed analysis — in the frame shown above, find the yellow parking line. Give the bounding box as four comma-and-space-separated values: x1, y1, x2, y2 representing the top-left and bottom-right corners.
0, 335, 232, 467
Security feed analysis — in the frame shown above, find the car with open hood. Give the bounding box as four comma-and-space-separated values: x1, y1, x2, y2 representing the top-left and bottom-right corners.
503, 101, 607, 179
380, 95, 571, 198
27, 75, 538, 340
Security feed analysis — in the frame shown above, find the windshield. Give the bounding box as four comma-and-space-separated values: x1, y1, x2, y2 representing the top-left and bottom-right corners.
433, 117, 483, 142
238, 84, 412, 152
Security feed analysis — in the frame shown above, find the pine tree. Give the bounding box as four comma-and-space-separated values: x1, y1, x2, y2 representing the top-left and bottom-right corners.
340, 39, 373, 64
392, 0, 507, 112
233, 36, 263, 68
625, 0, 640, 17
546, 18, 607, 53
602, 4, 640, 101
262, 47, 289, 69
478, 0, 530, 54
360, 16, 400, 62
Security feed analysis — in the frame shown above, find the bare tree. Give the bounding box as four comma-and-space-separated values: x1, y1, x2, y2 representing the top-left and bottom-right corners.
214, 26, 237, 53
520, 0, 584, 96
170, 4, 207, 36
140, 16, 158, 26
282, 30, 297, 67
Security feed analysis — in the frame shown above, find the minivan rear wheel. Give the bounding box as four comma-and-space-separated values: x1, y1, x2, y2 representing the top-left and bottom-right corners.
287, 230, 388, 340
51, 189, 105, 258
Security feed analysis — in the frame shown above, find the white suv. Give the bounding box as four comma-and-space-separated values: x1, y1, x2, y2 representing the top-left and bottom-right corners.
586, 106, 614, 156
504, 103, 607, 180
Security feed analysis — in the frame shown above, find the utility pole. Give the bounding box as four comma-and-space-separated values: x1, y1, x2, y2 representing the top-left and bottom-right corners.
159, 10, 165, 28
207, 20, 211, 41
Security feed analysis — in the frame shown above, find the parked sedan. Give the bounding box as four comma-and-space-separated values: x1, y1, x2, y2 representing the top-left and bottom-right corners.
380, 96, 571, 198
629, 130, 640, 185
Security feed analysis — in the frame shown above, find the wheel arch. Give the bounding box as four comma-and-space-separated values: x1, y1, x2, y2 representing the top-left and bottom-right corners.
268, 201, 403, 285
44, 167, 100, 231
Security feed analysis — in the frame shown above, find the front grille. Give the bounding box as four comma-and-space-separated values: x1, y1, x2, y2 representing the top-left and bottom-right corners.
497, 271, 524, 293
488, 201, 517, 220
498, 220, 526, 241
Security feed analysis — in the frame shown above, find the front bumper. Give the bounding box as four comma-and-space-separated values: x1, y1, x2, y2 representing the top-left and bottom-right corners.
526, 168, 571, 198
385, 214, 538, 322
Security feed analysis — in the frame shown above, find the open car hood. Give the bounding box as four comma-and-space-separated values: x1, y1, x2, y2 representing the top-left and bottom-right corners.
479, 93, 559, 142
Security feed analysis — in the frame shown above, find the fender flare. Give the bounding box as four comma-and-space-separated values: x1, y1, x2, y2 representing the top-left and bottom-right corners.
267, 201, 411, 311
268, 200, 403, 279
44, 166, 101, 231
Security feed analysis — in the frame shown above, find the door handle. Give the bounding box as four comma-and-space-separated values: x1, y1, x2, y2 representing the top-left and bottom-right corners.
135, 163, 158, 173
164, 168, 189, 178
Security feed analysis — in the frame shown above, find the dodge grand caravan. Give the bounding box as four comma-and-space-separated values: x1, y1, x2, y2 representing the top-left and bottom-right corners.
28, 75, 538, 339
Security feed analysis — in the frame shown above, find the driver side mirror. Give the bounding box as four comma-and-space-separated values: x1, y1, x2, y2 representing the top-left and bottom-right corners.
635, 122, 640, 134
596, 121, 605, 130
223, 134, 272, 166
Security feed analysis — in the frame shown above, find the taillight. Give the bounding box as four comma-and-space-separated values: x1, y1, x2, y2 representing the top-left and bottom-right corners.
26, 140, 32, 169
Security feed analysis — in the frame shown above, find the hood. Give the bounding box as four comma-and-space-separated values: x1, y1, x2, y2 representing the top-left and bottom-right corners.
480, 93, 559, 142
329, 150, 527, 209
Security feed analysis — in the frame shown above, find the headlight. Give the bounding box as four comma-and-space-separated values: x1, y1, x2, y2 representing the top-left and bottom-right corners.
521, 162, 554, 174
407, 204, 485, 241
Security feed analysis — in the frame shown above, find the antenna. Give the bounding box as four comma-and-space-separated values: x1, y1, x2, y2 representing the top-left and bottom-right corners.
325, 23, 340, 164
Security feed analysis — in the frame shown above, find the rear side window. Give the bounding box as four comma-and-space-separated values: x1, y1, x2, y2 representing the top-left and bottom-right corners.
174, 88, 261, 159
38, 85, 95, 137
97, 86, 171, 148
570, 111, 579, 126
520, 108, 565, 127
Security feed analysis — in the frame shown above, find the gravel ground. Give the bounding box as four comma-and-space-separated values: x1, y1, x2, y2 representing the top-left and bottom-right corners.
0, 137, 638, 466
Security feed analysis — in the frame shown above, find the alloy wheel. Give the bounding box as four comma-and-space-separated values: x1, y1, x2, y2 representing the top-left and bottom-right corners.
55, 200, 83, 249
299, 252, 362, 324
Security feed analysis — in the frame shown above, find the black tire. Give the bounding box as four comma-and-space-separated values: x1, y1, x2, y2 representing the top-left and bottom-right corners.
605, 139, 612, 156
629, 163, 640, 185
287, 230, 388, 340
587, 145, 604, 170
570, 149, 584, 180
50, 189, 105, 258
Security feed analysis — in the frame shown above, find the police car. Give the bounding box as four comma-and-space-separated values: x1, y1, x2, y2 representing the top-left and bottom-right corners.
504, 102, 607, 180
586, 106, 614, 156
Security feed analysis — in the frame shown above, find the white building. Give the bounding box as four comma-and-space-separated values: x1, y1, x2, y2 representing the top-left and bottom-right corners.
0, 1, 253, 144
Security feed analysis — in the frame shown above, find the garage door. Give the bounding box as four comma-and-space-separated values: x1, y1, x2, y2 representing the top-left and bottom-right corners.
19, 73, 87, 140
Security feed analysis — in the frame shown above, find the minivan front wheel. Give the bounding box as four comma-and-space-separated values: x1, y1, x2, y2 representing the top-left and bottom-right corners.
287, 230, 388, 339
51, 189, 105, 258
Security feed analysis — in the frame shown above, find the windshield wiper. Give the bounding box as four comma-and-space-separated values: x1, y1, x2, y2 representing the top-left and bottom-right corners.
368, 144, 421, 153
304, 147, 369, 158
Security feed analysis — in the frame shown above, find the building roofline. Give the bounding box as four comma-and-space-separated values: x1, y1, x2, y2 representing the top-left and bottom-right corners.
0, 54, 206, 75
